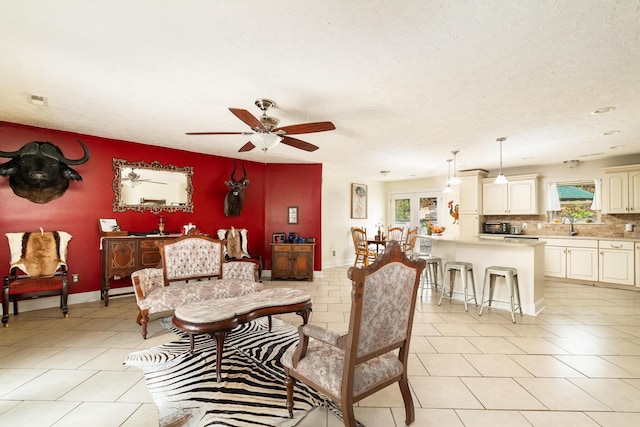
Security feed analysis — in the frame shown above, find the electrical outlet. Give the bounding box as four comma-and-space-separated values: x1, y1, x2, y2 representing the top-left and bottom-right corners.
72, 273, 79, 283
537, 223, 542, 229
522, 223, 527, 229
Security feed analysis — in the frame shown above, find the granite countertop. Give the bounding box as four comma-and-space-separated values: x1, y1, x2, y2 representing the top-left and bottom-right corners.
478, 234, 640, 242
421, 235, 546, 247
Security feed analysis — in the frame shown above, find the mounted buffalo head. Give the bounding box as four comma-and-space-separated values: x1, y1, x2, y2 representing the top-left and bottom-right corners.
0, 139, 90, 203
224, 161, 249, 217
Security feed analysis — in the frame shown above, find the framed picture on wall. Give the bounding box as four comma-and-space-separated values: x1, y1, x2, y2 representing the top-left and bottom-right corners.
351, 183, 367, 219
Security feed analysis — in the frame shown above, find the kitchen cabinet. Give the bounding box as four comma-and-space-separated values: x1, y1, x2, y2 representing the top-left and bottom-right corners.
636, 242, 640, 288
483, 174, 539, 215
271, 243, 314, 281
541, 238, 598, 281
459, 170, 488, 215
602, 165, 640, 213
599, 240, 635, 286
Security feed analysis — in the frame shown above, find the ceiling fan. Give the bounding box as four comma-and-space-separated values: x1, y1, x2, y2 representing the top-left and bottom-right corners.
186, 98, 335, 152
122, 170, 166, 185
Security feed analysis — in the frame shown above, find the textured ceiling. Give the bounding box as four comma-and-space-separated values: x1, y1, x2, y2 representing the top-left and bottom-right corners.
1, 0, 639, 181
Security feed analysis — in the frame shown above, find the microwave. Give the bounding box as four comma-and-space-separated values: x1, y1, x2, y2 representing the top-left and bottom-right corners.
483, 222, 510, 234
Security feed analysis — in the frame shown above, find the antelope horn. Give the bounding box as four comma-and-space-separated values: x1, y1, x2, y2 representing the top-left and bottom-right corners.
241, 161, 247, 181
230, 161, 237, 182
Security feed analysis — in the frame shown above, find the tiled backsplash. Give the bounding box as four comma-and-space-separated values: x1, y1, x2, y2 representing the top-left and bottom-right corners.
485, 214, 640, 239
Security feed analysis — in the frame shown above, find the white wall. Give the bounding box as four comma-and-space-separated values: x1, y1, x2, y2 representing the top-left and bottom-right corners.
321, 153, 640, 269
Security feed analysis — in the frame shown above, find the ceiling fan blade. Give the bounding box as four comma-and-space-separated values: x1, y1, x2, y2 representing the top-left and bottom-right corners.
185, 131, 251, 135
238, 142, 256, 152
281, 136, 319, 152
274, 121, 335, 135
229, 108, 266, 131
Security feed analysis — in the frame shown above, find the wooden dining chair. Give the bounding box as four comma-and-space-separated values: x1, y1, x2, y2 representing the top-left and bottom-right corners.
403, 227, 418, 253
387, 227, 404, 242
350, 227, 377, 267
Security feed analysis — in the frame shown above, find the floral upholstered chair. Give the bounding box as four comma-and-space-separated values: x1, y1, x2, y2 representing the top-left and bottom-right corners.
3, 230, 72, 327
282, 241, 425, 426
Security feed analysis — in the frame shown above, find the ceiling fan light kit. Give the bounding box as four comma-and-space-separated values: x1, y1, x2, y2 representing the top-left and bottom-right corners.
186, 98, 335, 153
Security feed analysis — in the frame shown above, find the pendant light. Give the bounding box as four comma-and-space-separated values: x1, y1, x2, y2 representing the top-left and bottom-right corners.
449, 150, 462, 184
443, 159, 453, 193
494, 137, 508, 184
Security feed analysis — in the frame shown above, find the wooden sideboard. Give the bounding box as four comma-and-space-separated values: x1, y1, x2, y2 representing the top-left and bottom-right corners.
100, 235, 179, 306
271, 243, 315, 281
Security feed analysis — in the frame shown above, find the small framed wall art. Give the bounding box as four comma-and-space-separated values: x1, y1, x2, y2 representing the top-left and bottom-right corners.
288, 206, 299, 224
351, 183, 367, 219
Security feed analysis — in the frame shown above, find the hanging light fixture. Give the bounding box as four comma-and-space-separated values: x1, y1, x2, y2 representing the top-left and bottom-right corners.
443, 159, 453, 193
250, 132, 283, 152
449, 150, 462, 184
494, 137, 508, 184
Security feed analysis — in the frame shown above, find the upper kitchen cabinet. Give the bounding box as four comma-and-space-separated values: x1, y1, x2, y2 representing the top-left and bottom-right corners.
482, 174, 539, 215
602, 164, 640, 214
459, 170, 488, 215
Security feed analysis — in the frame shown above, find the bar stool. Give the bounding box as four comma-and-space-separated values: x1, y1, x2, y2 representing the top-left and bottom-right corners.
415, 254, 443, 296
478, 266, 522, 323
438, 261, 477, 311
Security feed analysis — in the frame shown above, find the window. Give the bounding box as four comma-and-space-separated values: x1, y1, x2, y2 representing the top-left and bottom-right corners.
551, 181, 598, 223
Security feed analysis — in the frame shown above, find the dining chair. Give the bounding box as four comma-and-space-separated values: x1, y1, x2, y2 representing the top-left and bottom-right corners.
387, 226, 404, 242
403, 227, 418, 253
350, 227, 377, 267
282, 241, 426, 426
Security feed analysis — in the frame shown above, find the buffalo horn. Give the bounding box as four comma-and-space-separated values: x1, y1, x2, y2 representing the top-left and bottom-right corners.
59, 139, 90, 165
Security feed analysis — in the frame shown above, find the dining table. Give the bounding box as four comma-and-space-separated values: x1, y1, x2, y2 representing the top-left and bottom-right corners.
367, 238, 387, 254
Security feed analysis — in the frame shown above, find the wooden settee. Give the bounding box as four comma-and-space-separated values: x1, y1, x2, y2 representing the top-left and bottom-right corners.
131, 230, 262, 338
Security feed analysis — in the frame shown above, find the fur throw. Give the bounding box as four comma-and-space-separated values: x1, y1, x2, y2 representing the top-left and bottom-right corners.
6, 230, 72, 277
216, 227, 249, 259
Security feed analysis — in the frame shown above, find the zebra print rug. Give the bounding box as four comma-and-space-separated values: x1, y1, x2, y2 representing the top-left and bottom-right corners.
124, 317, 329, 427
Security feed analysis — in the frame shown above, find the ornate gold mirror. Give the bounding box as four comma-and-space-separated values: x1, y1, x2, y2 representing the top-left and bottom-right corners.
112, 158, 194, 213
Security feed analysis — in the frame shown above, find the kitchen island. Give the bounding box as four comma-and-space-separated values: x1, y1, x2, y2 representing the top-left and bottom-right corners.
421, 236, 546, 316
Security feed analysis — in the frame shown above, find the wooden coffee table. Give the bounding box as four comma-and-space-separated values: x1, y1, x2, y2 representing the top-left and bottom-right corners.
172, 288, 312, 382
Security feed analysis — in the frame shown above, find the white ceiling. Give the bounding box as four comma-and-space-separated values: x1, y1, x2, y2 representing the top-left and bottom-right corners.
1, 0, 639, 181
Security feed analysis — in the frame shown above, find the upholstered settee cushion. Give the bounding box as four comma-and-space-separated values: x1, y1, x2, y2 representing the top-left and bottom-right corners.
217, 227, 250, 259
137, 278, 263, 312
281, 339, 403, 398
6, 230, 72, 277
162, 237, 222, 281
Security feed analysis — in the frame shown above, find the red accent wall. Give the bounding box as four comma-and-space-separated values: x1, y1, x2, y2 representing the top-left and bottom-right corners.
0, 122, 322, 295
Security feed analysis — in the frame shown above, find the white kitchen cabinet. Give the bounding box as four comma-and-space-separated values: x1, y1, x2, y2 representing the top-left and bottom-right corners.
459, 170, 487, 215
544, 244, 566, 277
602, 165, 640, 214
636, 242, 640, 288
459, 214, 480, 238
541, 238, 598, 281
599, 240, 635, 286
483, 174, 539, 215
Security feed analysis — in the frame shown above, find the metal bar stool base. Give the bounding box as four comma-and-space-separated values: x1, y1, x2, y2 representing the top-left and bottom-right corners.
438, 261, 477, 312
478, 266, 522, 323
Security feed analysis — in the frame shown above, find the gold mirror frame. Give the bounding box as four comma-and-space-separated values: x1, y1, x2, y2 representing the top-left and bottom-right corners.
112, 158, 194, 213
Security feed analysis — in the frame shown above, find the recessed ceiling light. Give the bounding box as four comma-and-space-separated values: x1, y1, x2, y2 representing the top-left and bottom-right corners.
30, 95, 48, 106
609, 145, 626, 149
379, 170, 390, 176
602, 130, 621, 136
591, 107, 615, 114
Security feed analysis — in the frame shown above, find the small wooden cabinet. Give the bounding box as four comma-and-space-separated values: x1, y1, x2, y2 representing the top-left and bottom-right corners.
541, 238, 598, 281
100, 235, 178, 306
599, 240, 635, 286
271, 243, 314, 281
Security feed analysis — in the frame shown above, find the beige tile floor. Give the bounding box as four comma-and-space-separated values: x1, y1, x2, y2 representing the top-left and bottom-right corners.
1, 266, 640, 426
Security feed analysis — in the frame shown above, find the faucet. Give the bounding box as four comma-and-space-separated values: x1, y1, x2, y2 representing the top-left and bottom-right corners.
561, 216, 578, 236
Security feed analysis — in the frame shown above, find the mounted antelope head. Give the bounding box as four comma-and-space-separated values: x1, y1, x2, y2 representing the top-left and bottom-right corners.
224, 161, 250, 217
